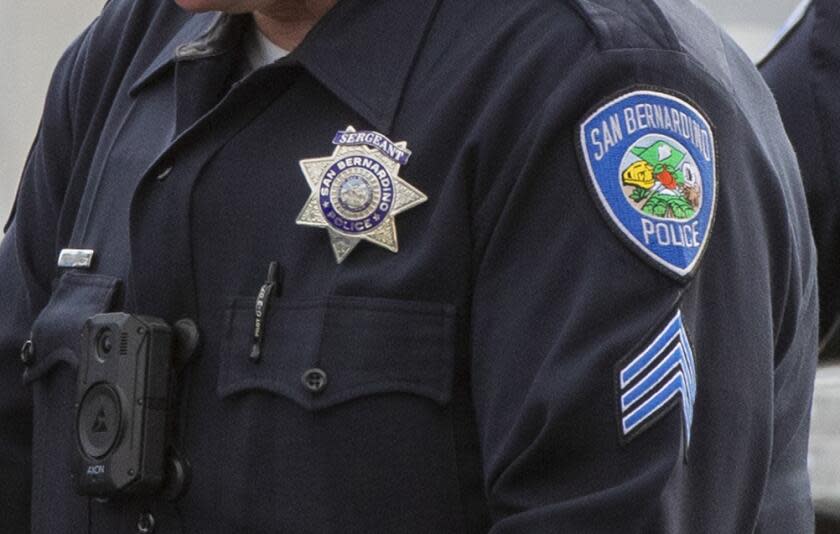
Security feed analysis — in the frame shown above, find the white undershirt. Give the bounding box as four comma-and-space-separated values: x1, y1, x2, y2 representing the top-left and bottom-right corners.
244, 23, 290, 70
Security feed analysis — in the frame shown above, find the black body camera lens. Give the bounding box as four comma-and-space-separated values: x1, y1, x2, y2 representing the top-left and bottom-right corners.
95, 329, 114, 360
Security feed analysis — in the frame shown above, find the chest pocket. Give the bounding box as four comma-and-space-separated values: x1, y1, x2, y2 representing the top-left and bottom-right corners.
207, 296, 464, 530
217, 296, 457, 410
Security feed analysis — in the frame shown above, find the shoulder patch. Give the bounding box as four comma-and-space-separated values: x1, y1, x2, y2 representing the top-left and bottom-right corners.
577, 88, 717, 281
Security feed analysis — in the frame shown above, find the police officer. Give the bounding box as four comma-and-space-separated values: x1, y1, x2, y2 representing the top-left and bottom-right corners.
761, 2, 840, 532
0, 0, 818, 532
760, 0, 840, 355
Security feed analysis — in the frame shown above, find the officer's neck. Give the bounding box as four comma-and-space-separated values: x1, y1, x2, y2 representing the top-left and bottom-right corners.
252, 0, 337, 51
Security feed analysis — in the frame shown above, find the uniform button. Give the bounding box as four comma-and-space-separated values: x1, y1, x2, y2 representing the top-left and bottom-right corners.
137, 511, 155, 533
155, 166, 172, 181
19, 340, 34, 366
302, 368, 328, 394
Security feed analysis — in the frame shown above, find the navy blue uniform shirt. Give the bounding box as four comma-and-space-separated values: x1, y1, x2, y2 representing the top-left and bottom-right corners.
0, 0, 818, 532
761, 0, 840, 352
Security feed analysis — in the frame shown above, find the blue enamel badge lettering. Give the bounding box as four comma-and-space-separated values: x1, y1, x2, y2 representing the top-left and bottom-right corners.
579, 90, 717, 279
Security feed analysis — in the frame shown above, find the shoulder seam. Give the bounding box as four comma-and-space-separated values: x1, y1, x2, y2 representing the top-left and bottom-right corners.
637, 0, 681, 51
570, 0, 681, 52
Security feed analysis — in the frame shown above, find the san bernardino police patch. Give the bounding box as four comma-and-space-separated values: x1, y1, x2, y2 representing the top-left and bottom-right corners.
578, 89, 717, 280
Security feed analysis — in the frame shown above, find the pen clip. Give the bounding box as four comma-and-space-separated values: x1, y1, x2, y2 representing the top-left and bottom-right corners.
250, 262, 281, 362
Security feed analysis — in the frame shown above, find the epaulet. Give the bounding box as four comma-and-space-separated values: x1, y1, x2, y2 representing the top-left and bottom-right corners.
757, 0, 812, 67
570, 0, 680, 52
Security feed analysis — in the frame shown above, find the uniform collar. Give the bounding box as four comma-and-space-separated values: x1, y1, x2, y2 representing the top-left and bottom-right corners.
129, 11, 234, 95
130, 0, 441, 132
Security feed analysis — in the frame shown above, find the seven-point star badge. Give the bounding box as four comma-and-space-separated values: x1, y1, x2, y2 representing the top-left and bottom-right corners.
296, 126, 427, 263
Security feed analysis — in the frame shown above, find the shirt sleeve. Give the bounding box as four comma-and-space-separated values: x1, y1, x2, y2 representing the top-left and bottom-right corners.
756, 35, 821, 521
469, 103, 686, 531
0, 25, 93, 530
755, 288, 818, 532
467, 45, 817, 532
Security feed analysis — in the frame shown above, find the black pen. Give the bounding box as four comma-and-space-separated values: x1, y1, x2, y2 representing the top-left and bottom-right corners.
250, 261, 280, 362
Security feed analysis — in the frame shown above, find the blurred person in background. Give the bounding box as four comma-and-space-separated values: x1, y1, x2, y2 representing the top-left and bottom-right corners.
761, 1, 840, 532
0, 0, 820, 532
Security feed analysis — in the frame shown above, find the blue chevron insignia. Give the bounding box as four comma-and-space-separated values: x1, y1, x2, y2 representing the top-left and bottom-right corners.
617, 310, 697, 445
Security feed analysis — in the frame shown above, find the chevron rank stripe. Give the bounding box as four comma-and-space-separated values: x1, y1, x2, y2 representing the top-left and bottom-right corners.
617, 310, 697, 445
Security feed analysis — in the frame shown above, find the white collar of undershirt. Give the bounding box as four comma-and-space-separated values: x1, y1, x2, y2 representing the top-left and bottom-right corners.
245, 23, 290, 70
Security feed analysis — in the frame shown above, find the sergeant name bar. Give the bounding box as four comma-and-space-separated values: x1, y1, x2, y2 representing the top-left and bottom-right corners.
333, 129, 412, 165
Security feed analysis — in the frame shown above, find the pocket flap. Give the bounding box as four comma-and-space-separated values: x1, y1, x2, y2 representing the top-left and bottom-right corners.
217, 296, 457, 411
24, 272, 121, 384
